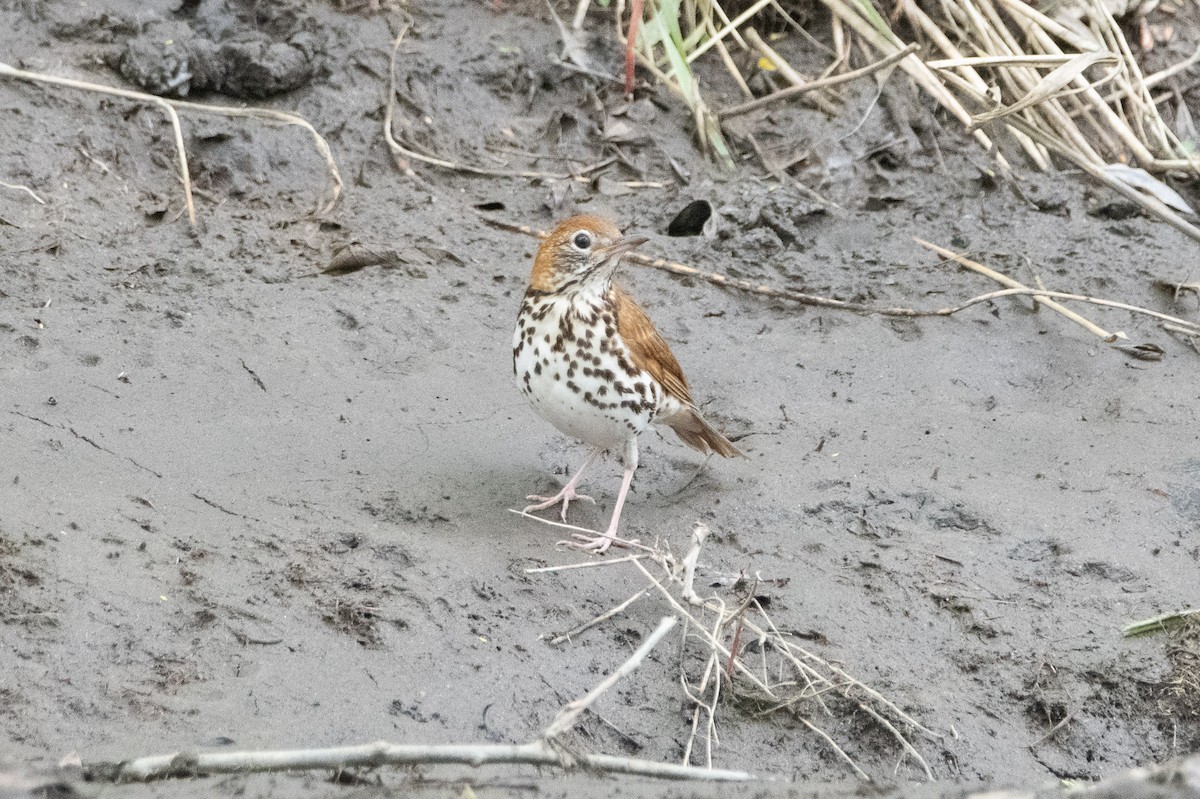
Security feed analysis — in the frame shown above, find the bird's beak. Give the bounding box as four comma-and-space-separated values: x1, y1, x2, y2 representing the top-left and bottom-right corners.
597, 235, 649, 260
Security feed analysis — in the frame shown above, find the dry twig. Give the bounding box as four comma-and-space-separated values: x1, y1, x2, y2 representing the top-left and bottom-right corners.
526, 526, 942, 779
0, 179, 47, 205
485, 215, 1200, 350
89, 616, 749, 783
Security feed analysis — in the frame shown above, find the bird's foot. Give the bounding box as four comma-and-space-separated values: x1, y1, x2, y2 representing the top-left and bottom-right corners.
523, 485, 595, 522
559, 528, 639, 556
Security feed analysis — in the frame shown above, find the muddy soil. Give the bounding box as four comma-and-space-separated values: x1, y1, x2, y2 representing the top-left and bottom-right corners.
1, 1, 1198, 797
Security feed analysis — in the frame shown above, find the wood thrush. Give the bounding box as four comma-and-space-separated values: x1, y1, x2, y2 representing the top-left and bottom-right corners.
512, 214, 742, 554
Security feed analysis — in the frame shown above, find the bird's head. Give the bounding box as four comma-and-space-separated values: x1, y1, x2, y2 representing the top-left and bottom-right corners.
528, 214, 648, 293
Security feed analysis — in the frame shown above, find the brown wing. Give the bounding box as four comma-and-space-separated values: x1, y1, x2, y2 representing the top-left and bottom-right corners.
612, 285, 744, 458
612, 285, 691, 404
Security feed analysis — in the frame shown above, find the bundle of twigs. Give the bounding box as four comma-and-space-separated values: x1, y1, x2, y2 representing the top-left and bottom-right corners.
524, 520, 943, 778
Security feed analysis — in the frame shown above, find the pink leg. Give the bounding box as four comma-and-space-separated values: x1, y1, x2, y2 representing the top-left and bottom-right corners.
572, 438, 640, 555
524, 449, 599, 522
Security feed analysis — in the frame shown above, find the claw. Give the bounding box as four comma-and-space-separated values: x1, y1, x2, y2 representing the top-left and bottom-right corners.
521, 450, 600, 522
523, 486, 594, 521
563, 529, 639, 555
525, 482, 595, 520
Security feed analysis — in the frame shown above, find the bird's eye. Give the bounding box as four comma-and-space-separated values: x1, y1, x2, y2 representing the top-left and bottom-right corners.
572, 231, 592, 250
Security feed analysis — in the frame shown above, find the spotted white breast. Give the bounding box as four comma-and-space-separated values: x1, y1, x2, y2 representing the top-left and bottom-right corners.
512, 285, 680, 452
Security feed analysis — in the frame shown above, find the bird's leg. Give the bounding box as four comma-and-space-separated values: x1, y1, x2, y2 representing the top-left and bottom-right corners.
524, 449, 600, 521
571, 438, 640, 555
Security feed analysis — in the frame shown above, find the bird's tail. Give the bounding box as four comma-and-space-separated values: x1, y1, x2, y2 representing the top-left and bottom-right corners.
662, 406, 744, 458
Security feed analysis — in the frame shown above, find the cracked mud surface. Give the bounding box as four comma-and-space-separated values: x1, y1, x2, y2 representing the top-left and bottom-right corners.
1, 0, 1198, 796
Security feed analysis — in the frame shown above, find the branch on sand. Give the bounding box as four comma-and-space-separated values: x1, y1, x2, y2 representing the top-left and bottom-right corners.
85, 616, 751, 783
482, 214, 1200, 354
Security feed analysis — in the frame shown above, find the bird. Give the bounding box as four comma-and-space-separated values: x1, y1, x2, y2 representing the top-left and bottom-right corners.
512, 214, 742, 554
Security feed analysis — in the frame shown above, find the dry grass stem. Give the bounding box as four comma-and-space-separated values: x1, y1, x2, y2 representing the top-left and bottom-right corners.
1139, 42, 1200, 91
915, 238, 1118, 340
743, 28, 840, 116
684, 0, 773, 65
1163, 322, 1200, 340
0, 61, 343, 223
1123, 608, 1200, 637
547, 586, 652, 645
0, 179, 47, 204
386, 31, 664, 187
710, 25, 754, 98
169, 98, 343, 215
0, 61, 196, 225
543, 615, 678, 738
797, 716, 870, 779
943, 287, 1200, 335
628, 251, 929, 315
722, 43, 919, 117
681, 654, 721, 768
572, 0, 592, 30
679, 522, 708, 605
525, 554, 649, 574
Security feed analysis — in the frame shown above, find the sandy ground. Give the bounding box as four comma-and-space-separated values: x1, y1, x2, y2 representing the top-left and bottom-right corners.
2, 1, 1199, 797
